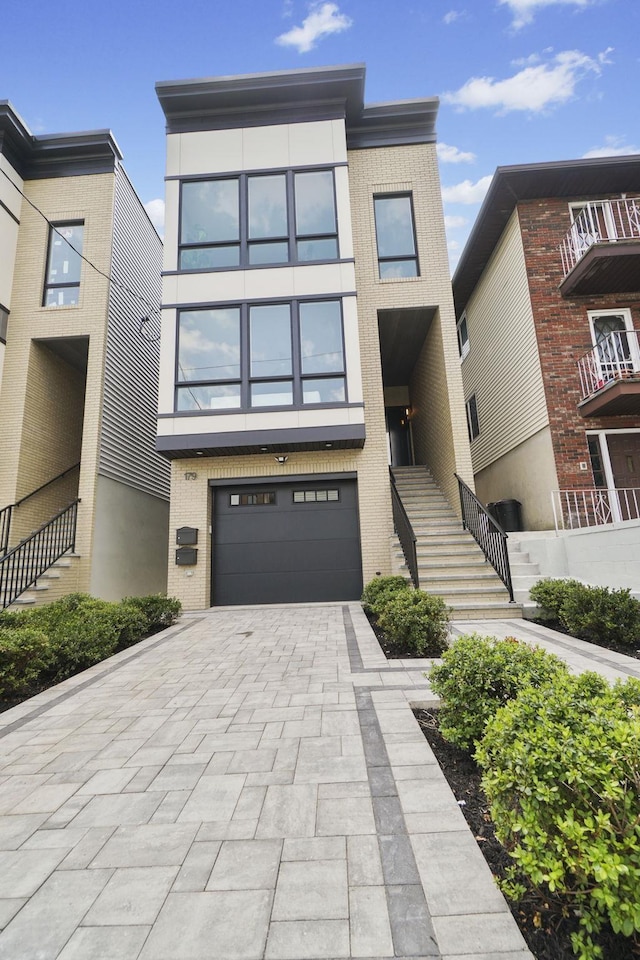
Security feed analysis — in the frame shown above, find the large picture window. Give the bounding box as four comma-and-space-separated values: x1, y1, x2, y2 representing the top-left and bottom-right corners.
43, 222, 84, 307
176, 298, 346, 411
373, 194, 419, 278
179, 169, 338, 270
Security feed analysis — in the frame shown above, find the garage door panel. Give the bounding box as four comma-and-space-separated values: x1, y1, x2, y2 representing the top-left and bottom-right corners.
214, 568, 362, 606
215, 537, 362, 575
216, 508, 359, 545
212, 479, 363, 605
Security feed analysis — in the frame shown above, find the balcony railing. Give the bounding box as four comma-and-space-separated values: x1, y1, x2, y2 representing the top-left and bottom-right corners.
551, 487, 640, 531
560, 197, 640, 278
577, 329, 640, 402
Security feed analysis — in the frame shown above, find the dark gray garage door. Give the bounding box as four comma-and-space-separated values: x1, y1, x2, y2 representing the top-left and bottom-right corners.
212, 479, 363, 605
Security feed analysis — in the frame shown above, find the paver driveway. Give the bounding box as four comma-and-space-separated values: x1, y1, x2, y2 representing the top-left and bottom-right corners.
0, 603, 536, 960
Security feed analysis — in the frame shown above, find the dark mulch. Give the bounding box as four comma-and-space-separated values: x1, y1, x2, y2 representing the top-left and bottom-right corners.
414, 708, 639, 960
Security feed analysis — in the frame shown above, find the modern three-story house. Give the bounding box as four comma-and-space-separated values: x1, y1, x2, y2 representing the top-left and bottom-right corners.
155, 64, 473, 609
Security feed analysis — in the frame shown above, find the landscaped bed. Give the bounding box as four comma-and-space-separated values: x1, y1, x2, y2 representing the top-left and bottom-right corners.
0, 592, 181, 713
361, 576, 640, 960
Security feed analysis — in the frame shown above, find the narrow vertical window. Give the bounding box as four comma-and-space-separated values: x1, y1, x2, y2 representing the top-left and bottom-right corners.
0, 305, 8, 343
43, 222, 84, 306
294, 171, 338, 261
466, 394, 479, 441
373, 194, 418, 278
457, 314, 469, 359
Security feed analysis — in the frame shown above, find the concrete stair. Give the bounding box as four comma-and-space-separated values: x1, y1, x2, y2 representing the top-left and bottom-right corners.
391, 466, 522, 620
8, 552, 81, 609
506, 539, 544, 618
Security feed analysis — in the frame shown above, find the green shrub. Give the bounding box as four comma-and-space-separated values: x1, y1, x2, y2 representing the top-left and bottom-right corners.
122, 594, 182, 632
0, 627, 52, 698
113, 604, 149, 649
428, 633, 568, 750
0, 609, 34, 629
529, 577, 583, 623
377, 589, 449, 656
561, 584, 640, 648
477, 672, 640, 958
361, 575, 411, 616
30, 594, 123, 679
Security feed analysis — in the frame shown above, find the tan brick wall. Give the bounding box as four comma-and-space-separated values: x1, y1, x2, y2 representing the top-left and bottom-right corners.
166, 448, 391, 610
347, 143, 473, 511
0, 173, 115, 590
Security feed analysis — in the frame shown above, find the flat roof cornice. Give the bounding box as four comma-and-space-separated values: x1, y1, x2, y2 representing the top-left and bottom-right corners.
452, 154, 640, 314
156, 64, 438, 146
0, 102, 121, 180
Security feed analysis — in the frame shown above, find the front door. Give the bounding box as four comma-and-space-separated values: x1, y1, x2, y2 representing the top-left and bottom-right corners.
606, 433, 640, 520
386, 407, 412, 467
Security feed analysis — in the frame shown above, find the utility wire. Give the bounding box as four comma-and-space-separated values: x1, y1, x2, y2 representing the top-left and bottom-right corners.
0, 166, 161, 340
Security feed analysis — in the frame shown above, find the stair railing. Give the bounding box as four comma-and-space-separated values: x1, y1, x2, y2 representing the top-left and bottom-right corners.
389, 468, 420, 588
0, 499, 80, 610
0, 462, 80, 555
454, 474, 514, 602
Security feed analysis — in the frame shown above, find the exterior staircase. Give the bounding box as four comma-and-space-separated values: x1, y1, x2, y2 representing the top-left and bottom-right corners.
9, 552, 81, 609
391, 466, 522, 619
507, 539, 544, 618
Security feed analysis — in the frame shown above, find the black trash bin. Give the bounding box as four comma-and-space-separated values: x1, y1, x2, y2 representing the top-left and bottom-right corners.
491, 499, 523, 532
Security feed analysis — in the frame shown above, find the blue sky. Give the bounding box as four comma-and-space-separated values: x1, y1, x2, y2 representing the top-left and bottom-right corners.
2, 0, 638, 270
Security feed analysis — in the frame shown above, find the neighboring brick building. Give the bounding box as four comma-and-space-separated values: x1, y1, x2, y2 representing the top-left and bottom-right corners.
155, 64, 472, 608
453, 156, 640, 531
0, 102, 170, 603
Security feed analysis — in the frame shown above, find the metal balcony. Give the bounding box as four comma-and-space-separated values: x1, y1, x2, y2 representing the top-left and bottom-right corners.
577, 329, 640, 416
559, 198, 640, 296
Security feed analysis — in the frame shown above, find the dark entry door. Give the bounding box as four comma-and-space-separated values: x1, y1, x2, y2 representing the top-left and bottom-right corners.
386, 407, 412, 467
607, 433, 640, 520
212, 479, 363, 605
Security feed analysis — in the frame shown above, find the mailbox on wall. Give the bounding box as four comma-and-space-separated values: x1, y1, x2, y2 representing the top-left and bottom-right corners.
175, 547, 198, 566
176, 527, 198, 545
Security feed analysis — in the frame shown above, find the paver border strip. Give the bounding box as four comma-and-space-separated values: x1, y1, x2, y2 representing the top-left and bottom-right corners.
0, 617, 203, 739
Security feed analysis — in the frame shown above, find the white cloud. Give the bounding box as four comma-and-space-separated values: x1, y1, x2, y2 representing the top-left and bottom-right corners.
582, 135, 640, 158
144, 198, 165, 235
276, 2, 352, 53
437, 142, 476, 164
444, 214, 469, 228
441, 176, 493, 205
443, 9, 462, 24
443, 48, 611, 114
498, 0, 598, 31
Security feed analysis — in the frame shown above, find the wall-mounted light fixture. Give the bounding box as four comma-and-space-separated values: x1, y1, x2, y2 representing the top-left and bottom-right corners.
274, 455, 288, 464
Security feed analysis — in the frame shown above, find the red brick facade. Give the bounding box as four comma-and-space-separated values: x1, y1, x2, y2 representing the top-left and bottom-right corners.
517, 196, 640, 490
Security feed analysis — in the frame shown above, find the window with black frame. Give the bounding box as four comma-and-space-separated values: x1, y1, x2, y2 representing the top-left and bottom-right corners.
179, 169, 338, 270
43, 222, 84, 307
373, 194, 419, 278
176, 298, 346, 411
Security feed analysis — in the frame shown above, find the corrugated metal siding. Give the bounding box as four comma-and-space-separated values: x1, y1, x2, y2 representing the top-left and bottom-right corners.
100, 165, 169, 499
461, 209, 549, 474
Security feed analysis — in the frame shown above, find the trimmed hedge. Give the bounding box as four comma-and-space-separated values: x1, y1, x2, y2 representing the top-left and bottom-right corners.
530, 578, 640, 648
0, 593, 182, 697
361, 576, 411, 617
376, 589, 449, 657
0, 628, 52, 697
428, 633, 568, 750
477, 672, 640, 958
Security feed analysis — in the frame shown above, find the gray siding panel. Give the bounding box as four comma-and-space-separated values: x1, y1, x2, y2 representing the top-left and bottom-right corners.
100, 165, 169, 500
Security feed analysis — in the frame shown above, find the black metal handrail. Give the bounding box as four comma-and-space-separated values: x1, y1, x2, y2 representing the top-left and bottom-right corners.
454, 474, 514, 602
389, 468, 419, 588
0, 463, 80, 555
0, 500, 80, 610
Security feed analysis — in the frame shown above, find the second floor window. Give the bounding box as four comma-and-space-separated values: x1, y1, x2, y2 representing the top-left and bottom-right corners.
374, 193, 419, 278
179, 169, 338, 270
43, 222, 84, 307
457, 314, 469, 360
176, 298, 346, 411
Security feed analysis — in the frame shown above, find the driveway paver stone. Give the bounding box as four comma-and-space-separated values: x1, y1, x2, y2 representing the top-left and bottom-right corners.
1, 602, 636, 958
